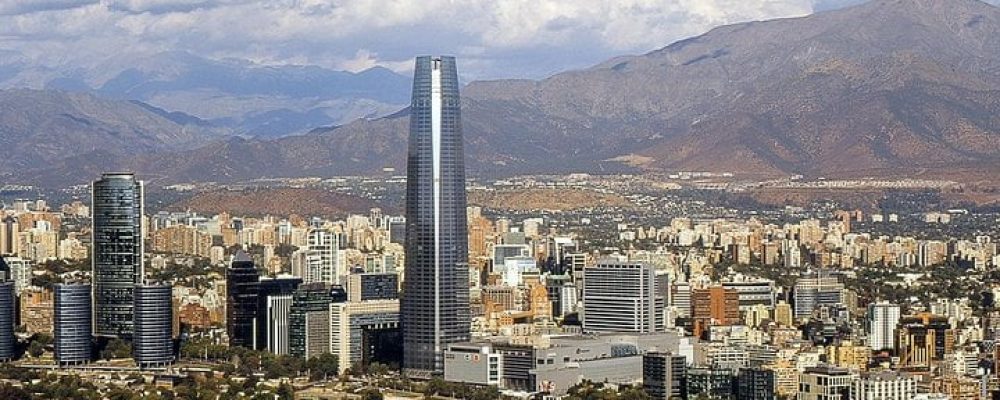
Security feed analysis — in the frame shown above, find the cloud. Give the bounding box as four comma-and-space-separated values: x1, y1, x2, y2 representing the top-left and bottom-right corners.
0, 0, 94, 16
0, 0, 995, 81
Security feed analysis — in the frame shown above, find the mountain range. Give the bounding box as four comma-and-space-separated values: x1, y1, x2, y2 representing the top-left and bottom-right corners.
5, 0, 1000, 188
0, 51, 410, 137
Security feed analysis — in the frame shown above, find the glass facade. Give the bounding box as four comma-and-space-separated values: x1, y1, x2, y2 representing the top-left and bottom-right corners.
402, 56, 471, 375
256, 276, 301, 352
54, 283, 92, 366
226, 251, 259, 348
289, 283, 340, 359
0, 282, 13, 361
91, 173, 143, 338
133, 283, 173, 368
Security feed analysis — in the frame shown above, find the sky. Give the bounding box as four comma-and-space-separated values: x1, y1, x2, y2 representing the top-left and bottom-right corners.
0, 0, 997, 81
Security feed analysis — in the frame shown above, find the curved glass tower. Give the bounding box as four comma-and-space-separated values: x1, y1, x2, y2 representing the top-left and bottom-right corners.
133, 283, 173, 368
402, 56, 470, 376
92, 173, 143, 338
55, 283, 92, 366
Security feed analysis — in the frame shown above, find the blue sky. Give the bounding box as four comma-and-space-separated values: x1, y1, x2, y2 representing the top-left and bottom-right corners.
0, 0, 997, 81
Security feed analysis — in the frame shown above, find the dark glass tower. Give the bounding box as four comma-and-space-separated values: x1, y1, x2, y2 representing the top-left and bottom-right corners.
402, 56, 470, 376
92, 173, 143, 338
226, 251, 260, 348
0, 281, 13, 361
54, 283, 92, 366
133, 283, 173, 369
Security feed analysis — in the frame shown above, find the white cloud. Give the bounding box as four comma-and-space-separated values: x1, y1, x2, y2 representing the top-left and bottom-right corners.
0, 0, 995, 80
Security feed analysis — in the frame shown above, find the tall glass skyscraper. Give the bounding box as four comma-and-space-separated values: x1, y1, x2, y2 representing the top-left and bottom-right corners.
91, 173, 143, 338
0, 281, 13, 361
402, 56, 470, 376
226, 251, 259, 348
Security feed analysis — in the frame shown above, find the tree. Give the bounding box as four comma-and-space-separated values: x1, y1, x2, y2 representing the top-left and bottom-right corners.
366, 362, 391, 377
469, 386, 501, 400
27, 341, 44, 358
106, 386, 140, 400
306, 353, 339, 381
0, 383, 30, 400
359, 388, 384, 400
276, 383, 295, 400
424, 378, 450, 397
262, 354, 305, 379
102, 338, 132, 360
617, 386, 651, 400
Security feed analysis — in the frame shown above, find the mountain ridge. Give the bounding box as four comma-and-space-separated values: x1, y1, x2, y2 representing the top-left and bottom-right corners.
10, 0, 1000, 187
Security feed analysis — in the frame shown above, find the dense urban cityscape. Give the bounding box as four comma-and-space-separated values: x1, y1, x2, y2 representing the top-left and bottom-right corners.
3, 0, 1000, 399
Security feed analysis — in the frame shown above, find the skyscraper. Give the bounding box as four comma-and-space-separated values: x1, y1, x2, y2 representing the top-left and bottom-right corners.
867, 302, 901, 351
793, 273, 844, 320
304, 228, 342, 284
289, 283, 344, 359
582, 261, 664, 333
133, 283, 173, 369
0, 215, 17, 256
226, 251, 259, 348
257, 275, 301, 354
402, 56, 471, 376
54, 283, 92, 366
0, 280, 13, 361
92, 173, 144, 338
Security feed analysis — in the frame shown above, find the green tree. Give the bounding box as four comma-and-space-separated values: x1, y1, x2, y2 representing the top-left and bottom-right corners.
106, 386, 140, 400
102, 338, 132, 360
276, 383, 296, 400
306, 353, 339, 381
0, 383, 30, 400
469, 385, 501, 400
618, 386, 651, 400
359, 388, 384, 400
27, 341, 44, 358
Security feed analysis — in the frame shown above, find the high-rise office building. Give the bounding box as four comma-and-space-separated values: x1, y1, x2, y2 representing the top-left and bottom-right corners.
133, 283, 173, 369
643, 351, 687, 400
305, 228, 342, 284
0, 256, 32, 295
582, 261, 664, 333
898, 313, 954, 367
0, 281, 13, 361
54, 283, 92, 366
793, 273, 844, 320
867, 302, 901, 351
0, 216, 18, 256
226, 251, 260, 348
92, 173, 143, 338
691, 286, 741, 337
330, 298, 401, 373
401, 56, 471, 376
289, 283, 345, 359
257, 275, 301, 354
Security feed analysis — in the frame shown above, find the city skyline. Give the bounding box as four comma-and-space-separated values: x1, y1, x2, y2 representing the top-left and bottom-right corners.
0, 1, 998, 398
